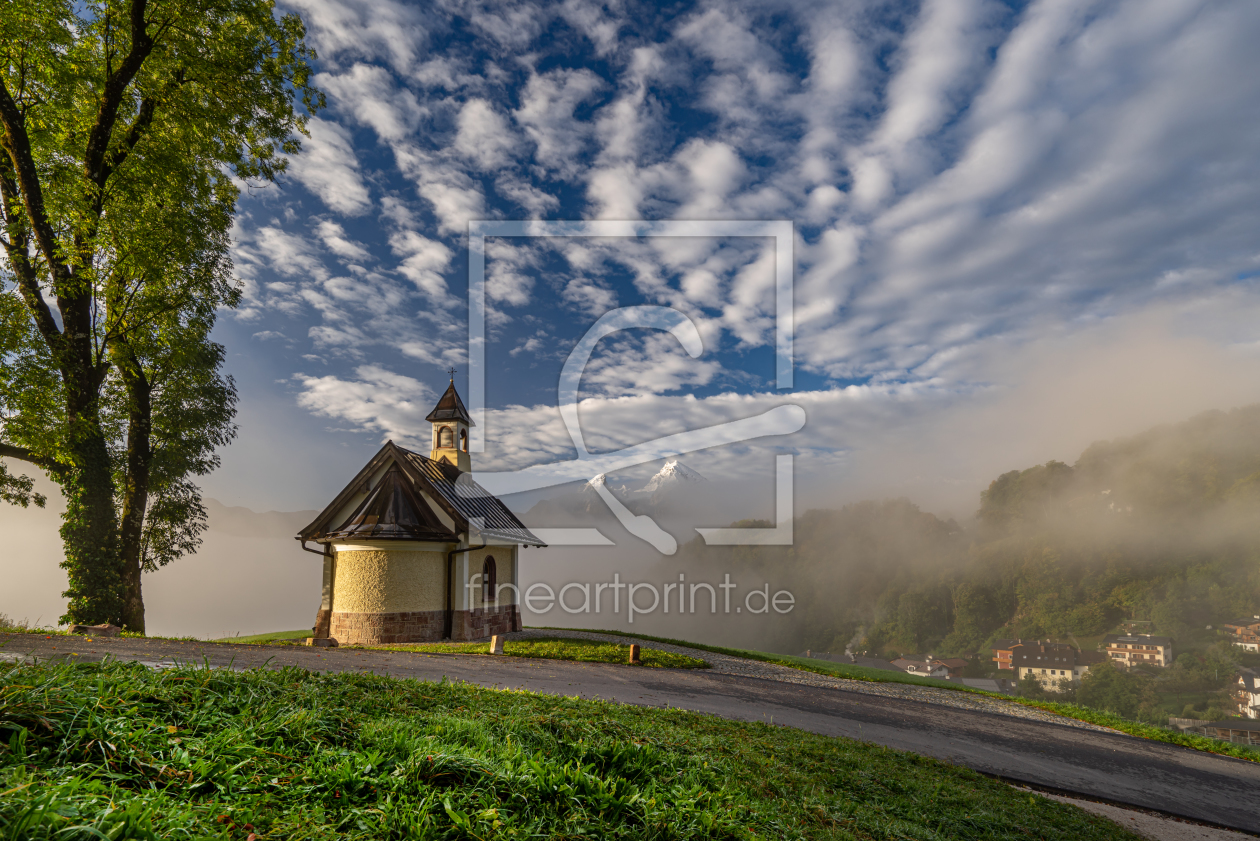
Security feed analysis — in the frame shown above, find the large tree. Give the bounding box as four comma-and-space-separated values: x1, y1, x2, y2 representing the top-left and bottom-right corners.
0, 0, 319, 628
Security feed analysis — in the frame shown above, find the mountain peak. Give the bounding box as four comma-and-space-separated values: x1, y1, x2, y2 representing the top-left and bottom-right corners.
640, 460, 706, 493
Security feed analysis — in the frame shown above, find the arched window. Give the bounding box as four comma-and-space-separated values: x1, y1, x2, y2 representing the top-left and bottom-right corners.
438, 426, 454, 448
459, 427, 468, 452
481, 556, 497, 603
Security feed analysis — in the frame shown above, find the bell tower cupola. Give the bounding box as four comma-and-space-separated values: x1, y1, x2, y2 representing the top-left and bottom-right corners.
426, 372, 474, 472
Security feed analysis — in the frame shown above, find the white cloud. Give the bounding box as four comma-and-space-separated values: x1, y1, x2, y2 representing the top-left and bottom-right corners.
249, 227, 329, 281
315, 220, 371, 261
485, 239, 538, 307
453, 98, 517, 170
515, 68, 606, 176
287, 118, 371, 215
562, 276, 618, 318
559, 0, 624, 55
510, 333, 547, 357
295, 364, 435, 446
317, 64, 426, 142
849, 0, 1001, 210
388, 230, 454, 302
282, 0, 428, 73
495, 175, 559, 215
394, 145, 486, 235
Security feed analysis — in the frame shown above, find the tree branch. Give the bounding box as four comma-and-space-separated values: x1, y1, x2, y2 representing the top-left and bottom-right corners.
0, 154, 60, 342
83, 0, 155, 195
0, 442, 67, 477
0, 79, 70, 289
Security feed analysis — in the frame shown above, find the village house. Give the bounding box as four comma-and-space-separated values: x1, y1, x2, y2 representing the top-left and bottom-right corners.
992, 638, 1076, 671
890, 657, 967, 679
890, 658, 949, 678
1102, 633, 1173, 668
297, 379, 545, 645
1011, 643, 1106, 691
991, 638, 1029, 671
1222, 617, 1260, 652
1236, 668, 1260, 719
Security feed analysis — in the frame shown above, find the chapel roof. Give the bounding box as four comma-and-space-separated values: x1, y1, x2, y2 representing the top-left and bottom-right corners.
426, 380, 474, 426
298, 441, 543, 547
323, 464, 454, 541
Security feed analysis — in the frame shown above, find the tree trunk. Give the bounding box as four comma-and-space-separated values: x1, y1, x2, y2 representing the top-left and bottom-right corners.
58, 423, 125, 626
56, 306, 125, 627
117, 345, 152, 634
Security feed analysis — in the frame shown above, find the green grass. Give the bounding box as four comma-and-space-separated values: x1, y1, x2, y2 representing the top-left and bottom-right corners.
538, 628, 1260, 764
212, 629, 314, 644
534, 628, 982, 690
0, 659, 1141, 840
360, 637, 708, 669
0, 615, 67, 636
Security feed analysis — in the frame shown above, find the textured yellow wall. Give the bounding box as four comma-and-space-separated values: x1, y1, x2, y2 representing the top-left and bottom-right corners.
332, 549, 446, 613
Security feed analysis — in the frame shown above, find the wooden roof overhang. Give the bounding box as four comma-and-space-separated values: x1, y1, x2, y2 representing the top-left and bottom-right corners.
297, 440, 545, 547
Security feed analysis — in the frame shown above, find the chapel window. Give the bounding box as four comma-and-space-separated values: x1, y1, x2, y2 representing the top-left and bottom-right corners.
482, 556, 497, 603
438, 426, 454, 448
460, 428, 468, 452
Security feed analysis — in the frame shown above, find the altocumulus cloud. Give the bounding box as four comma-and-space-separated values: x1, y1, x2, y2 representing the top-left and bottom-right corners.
218, 0, 1260, 510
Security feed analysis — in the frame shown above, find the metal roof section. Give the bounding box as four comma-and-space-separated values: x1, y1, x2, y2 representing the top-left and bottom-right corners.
425, 379, 474, 425
400, 448, 545, 546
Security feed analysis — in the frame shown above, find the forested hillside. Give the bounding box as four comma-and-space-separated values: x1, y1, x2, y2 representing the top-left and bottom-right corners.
679, 406, 1260, 664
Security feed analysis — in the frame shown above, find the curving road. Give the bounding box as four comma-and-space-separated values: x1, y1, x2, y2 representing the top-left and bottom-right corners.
3, 633, 1258, 834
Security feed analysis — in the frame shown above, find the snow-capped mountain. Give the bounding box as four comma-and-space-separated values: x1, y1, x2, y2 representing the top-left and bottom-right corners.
636, 460, 706, 494
520, 460, 714, 529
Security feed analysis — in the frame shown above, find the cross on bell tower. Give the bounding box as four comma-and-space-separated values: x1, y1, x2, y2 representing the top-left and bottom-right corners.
426, 374, 474, 472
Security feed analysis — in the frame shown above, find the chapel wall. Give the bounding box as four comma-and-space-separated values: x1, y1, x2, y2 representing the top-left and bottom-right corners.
331, 548, 446, 613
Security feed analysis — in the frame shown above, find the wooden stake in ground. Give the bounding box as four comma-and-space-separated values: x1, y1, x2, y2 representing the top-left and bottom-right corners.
629, 644, 641, 664
490, 635, 505, 654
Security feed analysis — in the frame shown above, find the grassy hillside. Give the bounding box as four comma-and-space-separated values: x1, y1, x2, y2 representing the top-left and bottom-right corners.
0, 659, 1139, 840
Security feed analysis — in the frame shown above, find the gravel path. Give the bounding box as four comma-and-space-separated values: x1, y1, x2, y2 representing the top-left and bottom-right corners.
507, 628, 1119, 734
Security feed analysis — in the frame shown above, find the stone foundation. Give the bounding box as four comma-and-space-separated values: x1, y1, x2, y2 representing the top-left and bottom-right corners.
313, 608, 332, 639
330, 609, 446, 645
451, 605, 520, 641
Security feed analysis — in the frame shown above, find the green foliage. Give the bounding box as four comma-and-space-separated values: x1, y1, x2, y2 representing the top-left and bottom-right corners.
0, 660, 1141, 840
1077, 662, 1149, 719
0, 0, 317, 627
978, 460, 1075, 530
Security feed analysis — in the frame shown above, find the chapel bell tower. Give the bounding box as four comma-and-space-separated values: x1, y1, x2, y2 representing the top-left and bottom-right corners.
426, 373, 473, 472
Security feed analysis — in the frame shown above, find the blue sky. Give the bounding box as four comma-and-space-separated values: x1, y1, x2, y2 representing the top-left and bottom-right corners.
206, 0, 1260, 514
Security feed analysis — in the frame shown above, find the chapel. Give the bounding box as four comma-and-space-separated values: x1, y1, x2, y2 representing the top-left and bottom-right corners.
297, 378, 544, 644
